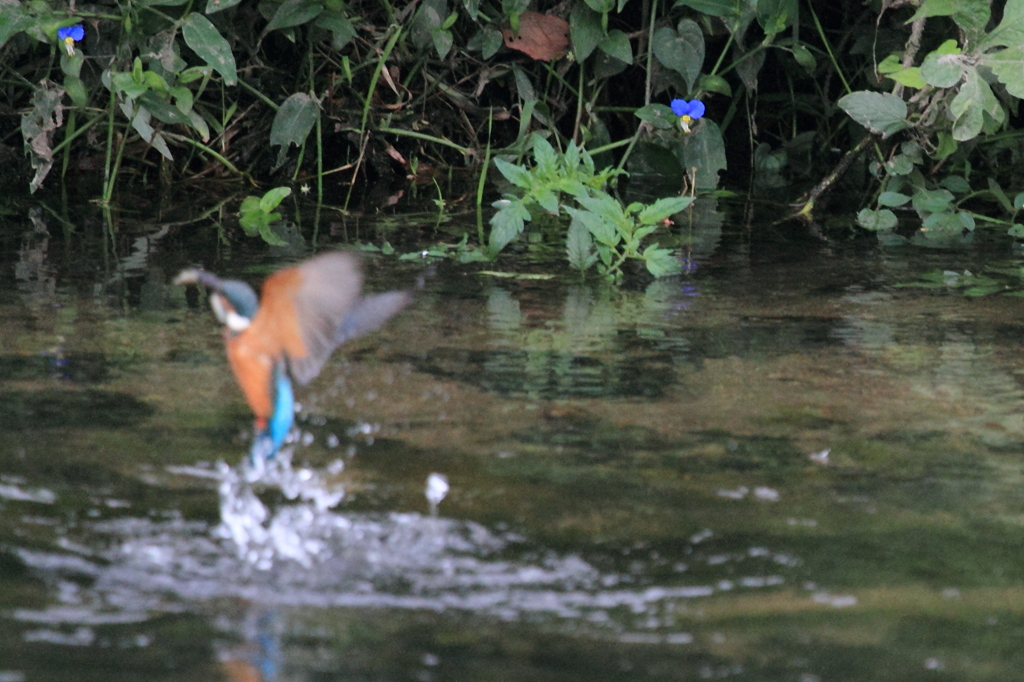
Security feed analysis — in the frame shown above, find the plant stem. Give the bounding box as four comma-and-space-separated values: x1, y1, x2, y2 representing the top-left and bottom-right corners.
476, 109, 493, 244
807, 1, 851, 94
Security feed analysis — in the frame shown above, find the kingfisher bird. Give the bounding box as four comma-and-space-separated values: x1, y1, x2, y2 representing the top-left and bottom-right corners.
175, 252, 409, 465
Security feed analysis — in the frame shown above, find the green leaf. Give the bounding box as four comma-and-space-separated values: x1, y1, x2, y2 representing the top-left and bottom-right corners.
206, 0, 246, 13
652, 20, 704, 92
533, 188, 560, 215
468, 27, 504, 58
503, 0, 530, 18
259, 186, 292, 212
112, 71, 147, 100
634, 103, 677, 130
532, 135, 557, 174
643, 246, 682, 277
139, 91, 191, 125
257, 222, 289, 246
790, 43, 815, 72
757, 0, 797, 34
987, 178, 1013, 213
431, 26, 453, 58
959, 211, 976, 231
940, 175, 971, 193
921, 210, 966, 234
681, 120, 727, 190
837, 91, 908, 138
1009, 224, 1024, 238
564, 141, 581, 173
512, 64, 536, 102
575, 192, 626, 225
270, 92, 319, 151
908, 0, 956, 21
857, 208, 898, 231
699, 74, 732, 96
920, 40, 963, 87
912, 188, 954, 214
982, 0, 1024, 49
489, 198, 530, 253
567, 214, 598, 272
182, 13, 237, 86
877, 191, 910, 207
239, 195, 261, 218
877, 54, 902, 74
983, 46, 1024, 99
598, 29, 632, 64
569, 3, 602, 62
674, 0, 740, 19
147, 130, 174, 161
0, 9, 33, 51
142, 70, 170, 93
950, 69, 995, 141
584, 0, 615, 13
735, 49, 765, 91
315, 11, 356, 50
179, 66, 212, 84
64, 76, 88, 107
888, 67, 925, 89
170, 86, 193, 114
1014, 192, 1024, 210
493, 158, 532, 188
411, 0, 445, 49
934, 131, 957, 159
187, 110, 210, 140
565, 207, 618, 246
946, 0, 990, 43
61, 52, 84, 79
885, 154, 914, 176
638, 196, 694, 224
266, 0, 324, 32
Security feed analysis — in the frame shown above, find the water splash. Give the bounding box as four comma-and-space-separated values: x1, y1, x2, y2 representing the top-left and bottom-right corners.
10, 454, 810, 642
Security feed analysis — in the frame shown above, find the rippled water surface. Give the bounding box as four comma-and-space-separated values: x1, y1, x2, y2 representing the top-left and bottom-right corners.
4, 199, 1024, 681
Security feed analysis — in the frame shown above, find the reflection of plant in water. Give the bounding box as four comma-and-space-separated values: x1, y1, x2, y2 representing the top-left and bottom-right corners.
480, 280, 697, 398
896, 268, 1024, 297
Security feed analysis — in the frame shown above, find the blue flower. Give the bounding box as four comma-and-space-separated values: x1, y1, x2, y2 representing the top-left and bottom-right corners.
58, 24, 84, 56
671, 99, 705, 133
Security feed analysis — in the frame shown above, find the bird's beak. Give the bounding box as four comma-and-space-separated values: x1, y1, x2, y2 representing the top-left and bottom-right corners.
173, 268, 203, 286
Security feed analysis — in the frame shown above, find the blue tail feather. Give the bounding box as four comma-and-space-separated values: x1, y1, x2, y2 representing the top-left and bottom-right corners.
249, 364, 295, 467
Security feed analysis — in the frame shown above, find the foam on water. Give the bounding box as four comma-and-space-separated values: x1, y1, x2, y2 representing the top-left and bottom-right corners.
11, 453, 806, 640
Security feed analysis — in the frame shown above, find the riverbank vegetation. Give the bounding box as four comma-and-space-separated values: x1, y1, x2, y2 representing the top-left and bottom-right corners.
3, 0, 1024, 264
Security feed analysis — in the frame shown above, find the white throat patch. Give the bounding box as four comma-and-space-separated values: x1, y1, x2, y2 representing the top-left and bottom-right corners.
210, 293, 251, 332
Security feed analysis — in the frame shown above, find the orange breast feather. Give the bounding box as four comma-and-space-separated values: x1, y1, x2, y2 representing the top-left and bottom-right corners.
225, 267, 309, 419
225, 332, 276, 420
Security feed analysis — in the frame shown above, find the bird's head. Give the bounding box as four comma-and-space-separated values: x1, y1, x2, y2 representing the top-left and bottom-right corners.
174, 268, 259, 333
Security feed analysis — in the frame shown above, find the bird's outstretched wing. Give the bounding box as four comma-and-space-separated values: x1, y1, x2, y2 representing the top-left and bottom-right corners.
255, 252, 409, 386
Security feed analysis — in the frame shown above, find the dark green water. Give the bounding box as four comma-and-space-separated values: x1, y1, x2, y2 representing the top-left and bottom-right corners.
3, 198, 1024, 680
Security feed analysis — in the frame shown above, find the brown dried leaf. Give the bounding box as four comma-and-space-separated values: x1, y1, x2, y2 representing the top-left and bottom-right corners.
501, 12, 569, 62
